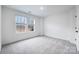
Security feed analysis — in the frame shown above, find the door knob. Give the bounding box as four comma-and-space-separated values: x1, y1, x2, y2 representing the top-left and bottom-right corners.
76, 31, 78, 33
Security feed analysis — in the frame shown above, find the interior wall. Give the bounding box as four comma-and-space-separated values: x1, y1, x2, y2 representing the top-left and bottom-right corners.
2, 6, 43, 45
39, 18, 44, 35
44, 8, 76, 44
0, 5, 1, 51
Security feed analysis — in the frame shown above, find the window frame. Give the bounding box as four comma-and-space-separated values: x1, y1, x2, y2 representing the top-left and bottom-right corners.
15, 14, 35, 33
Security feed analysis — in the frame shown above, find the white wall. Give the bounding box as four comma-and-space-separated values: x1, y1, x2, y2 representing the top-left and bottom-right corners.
2, 6, 43, 45
39, 18, 44, 35
44, 9, 76, 44
0, 5, 1, 51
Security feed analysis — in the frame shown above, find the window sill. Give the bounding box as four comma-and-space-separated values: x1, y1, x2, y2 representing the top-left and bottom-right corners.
16, 31, 34, 34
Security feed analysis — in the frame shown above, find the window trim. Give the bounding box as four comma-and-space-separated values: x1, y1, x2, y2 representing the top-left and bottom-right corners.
15, 15, 35, 33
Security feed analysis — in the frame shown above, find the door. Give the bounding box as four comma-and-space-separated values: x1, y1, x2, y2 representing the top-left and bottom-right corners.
76, 6, 79, 51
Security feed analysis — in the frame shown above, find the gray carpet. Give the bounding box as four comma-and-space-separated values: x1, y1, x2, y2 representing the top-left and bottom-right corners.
0, 36, 77, 54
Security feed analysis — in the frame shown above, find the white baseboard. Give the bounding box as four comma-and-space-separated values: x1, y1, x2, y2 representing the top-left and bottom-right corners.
44, 35, 76, 45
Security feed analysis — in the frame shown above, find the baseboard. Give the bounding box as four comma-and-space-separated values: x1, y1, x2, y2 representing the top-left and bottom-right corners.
2, 35, 41, 47
44, 35, 76, 45
44, 35, 78, 52
2, 35, 76, 49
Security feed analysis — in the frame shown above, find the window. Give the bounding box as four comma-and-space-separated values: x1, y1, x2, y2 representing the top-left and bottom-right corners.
16, 15, 35, 33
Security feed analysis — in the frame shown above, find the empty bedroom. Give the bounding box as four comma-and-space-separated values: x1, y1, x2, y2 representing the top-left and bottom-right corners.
0, 5, 79, 54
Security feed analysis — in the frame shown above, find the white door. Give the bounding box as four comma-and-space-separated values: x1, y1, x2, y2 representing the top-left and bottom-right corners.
76, 6, 79, 51
0, 5, 1, 51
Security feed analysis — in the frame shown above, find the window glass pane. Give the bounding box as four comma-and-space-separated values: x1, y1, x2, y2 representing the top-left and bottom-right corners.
25, 17, 27, 24
28, 17, 34, 31
16, 15, 34, 32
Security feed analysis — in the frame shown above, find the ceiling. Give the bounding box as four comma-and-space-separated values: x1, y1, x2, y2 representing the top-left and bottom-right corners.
4, 5, 75, 17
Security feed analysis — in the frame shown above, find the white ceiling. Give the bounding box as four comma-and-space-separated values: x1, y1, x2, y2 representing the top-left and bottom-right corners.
4, 5, 75, 17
